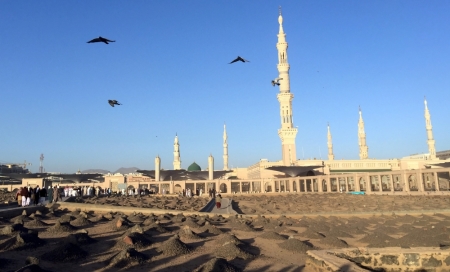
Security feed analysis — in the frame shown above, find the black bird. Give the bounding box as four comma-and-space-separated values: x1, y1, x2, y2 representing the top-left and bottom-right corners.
271, 77, 283, 86
229, 56, 250, 64
87, 36, 115, 44
108, 100, 121, 107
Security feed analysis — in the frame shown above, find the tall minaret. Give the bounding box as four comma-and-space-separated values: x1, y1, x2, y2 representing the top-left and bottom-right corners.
223, 123, 229, 170
276, 7, 298, 166
173, 134, 181, 170
358, 107, 369, 160
424, 98, 436, 159
327, 123, 335, 160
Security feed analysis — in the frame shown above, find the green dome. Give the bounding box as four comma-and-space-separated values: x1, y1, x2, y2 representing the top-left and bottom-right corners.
187, 162, 201, 171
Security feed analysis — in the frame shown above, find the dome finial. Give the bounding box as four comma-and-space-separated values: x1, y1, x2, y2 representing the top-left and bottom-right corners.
279, 6, 282, 16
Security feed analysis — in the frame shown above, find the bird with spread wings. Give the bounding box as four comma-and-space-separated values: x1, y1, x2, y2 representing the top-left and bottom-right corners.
108, 100, 122, 107
271, 78, 283, 86
87, 36, 115, 44
229, 56, 250, 64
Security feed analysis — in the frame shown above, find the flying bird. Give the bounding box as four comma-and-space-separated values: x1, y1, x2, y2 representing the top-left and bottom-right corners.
229, 56, 250, 64
108, 100, 121, 107
271, 77, 283, 86
87, 36, 115, 44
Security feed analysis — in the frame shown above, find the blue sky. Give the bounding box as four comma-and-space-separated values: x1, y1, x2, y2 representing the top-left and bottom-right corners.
1, 1, 449, 173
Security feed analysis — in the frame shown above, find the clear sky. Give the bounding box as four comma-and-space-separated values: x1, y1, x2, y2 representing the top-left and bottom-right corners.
1, 1, 449, 173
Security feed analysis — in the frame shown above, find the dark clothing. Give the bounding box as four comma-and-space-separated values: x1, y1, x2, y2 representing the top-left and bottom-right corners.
21, 187, 28, 198
39, 188, 47, 198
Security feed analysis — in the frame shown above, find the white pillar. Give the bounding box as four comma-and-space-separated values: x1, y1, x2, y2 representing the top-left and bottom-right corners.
208, 154, 214, 181
155, 155, 161, 181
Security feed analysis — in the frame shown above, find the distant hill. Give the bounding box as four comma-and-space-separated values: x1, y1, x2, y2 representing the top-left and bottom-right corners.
114, 167, 140, 174
81, 169, 110, 174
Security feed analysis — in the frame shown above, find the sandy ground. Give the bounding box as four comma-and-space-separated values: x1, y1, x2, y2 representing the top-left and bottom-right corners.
1, 194, 450, 272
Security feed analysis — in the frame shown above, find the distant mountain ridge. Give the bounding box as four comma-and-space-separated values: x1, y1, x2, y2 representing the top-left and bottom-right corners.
81, 167, 140, 175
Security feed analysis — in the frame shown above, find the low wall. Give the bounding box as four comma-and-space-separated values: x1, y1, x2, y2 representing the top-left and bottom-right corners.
307, 247, 450, 272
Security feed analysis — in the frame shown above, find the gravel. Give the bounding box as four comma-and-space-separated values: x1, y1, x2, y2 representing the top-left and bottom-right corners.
156, 235, 191, 256
193, 257, 242, 272
278, 237, 313, 253
215, 242, 254, 260
41, 242, 88, 262
258, 231, 287, 240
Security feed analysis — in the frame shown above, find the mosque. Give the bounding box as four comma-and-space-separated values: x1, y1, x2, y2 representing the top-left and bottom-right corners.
4, 10, 450, 195
144, 10, 449, 178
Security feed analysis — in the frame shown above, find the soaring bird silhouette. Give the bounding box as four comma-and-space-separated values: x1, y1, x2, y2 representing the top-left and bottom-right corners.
271, 77, 283, 86
87, 36, 115, 44
229, 56, 250, 64
108, 100, 121, 107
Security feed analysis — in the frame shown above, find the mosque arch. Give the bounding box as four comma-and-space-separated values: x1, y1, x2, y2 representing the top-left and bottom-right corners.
220, 183, 227, 193
381, 175, 390, 191
437, 172, 450, 191
370, 176, 379, 191
264, 182, 272, 192
242, 182, 250, 193
174, 184, 182, 194
408, 175, 418, 191
359, 177, 366, 191
322, 179, 327, 192
292, 180, 297, 192
231, 182, 240, 193
393, 175, 403, 191
422, 173, 434, 191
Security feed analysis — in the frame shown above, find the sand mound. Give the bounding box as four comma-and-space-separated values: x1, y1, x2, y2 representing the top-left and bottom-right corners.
193, 257, 241, 272
199, 222, 223, 235
59, 214, 75, 223
67, 230, 97, 245
215, 233, 243, 246
89, 214, 108, 223
110, 217, 132, 231
1, 223, 28, 235
116, 226, 151, 250
258, 231, 287, 240
10, 215, 29, 223
278, 237, 313, 253
178, 226, 203, 240
319, 236, 348, 248
215, 241, 254, 260
358, 231, 394, 245
146, 222, 169, 233
0, 232, 45, 251
182, 217, 200, 228
41, 242, 87, 262
70, 217, 91, 227
156, 235, 190, 256
24, 219, 48, 228
298, 229, 325, 239
126, 214, 145, 223
46, 221, 77, 233
108, 248, 147, 268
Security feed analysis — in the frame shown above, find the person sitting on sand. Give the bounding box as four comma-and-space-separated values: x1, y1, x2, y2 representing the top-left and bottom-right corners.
215, 194, 222, 209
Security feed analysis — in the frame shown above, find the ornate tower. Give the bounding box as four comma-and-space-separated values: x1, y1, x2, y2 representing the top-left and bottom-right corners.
276, 8, 298, 166
358, 107, 369, 160
173, 134, 181, 170
327, 123, 335, 160
424, 98, 436, 159
223, 123, 229, 170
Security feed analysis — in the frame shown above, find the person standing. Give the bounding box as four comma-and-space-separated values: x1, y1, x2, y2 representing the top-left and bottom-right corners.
21, 187, 28, 207
53, 186, 59, 203
39, 186, 47, 205
34, 185, 40, 205
47, 186, 53, 204
215, 194, 222, 209
16, 189, 22, 207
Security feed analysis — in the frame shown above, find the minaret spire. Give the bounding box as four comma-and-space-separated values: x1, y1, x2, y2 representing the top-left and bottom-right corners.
173, 134, 181, 170
223, 123, 229, 170
276, 8, 298, 166
327, 123, 335, 160
358, 107, 369, 160
424, 97, 436, 159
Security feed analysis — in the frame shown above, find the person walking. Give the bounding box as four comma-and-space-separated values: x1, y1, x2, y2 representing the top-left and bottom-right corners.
34, 185, 40, 205
215, 194, 222, 209
21, 187, 28, 207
